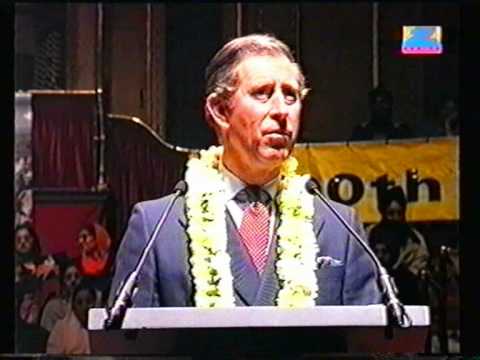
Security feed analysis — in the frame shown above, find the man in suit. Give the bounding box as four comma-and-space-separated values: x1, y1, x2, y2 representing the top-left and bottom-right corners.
108, 34, 382, 308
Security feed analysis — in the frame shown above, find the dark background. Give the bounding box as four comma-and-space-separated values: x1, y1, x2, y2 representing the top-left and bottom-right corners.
15, 3, 459, 148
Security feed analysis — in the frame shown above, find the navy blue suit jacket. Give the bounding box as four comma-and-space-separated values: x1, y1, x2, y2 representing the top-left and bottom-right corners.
108, 194, 382, 307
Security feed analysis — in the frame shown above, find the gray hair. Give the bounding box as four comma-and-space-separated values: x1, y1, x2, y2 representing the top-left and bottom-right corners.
205, 33, 308, 101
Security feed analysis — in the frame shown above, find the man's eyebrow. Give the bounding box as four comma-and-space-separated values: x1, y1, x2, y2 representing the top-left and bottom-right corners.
281, 82, 301, 93
283, 81, 300, 89
249, 79, 274, 87
250, 79, 299, 88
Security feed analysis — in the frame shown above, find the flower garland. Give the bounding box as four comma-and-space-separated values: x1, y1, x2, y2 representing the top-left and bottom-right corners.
184, 146, 319, 308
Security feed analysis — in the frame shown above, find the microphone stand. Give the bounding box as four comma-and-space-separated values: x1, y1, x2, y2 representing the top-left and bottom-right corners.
104, 181, 188, 329
305, 179, 412, 329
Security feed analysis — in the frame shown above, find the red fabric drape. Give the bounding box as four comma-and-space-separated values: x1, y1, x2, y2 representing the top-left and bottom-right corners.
105, 116, 189, 243
31, 93, 97, 189
33, 204, 101, 258
30, 93, 189, 245
32, 190, 109, 258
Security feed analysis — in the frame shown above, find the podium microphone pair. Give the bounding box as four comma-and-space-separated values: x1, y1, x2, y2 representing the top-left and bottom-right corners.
105, 177, 412, 329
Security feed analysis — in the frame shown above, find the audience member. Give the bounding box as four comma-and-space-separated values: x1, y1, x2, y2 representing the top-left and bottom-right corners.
15, 278, 49, 353
40, 259, 82, 332
351, 85, 413, 141
14, 155, 33, 195
76, 223, 114, 306
15, 189, 33, 226
438, 96, 458, 136
46, 280, 96, 355
428, 246, 460, 353
417, 95, 459, 138
15, 223, 59, 283
367, 186, 429, 304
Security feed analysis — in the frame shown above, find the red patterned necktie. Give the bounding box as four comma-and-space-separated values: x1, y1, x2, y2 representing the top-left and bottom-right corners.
236, 186, 271, 274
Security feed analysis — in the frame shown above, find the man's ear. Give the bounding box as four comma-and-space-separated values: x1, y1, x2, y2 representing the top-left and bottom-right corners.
205, 93, 230, 131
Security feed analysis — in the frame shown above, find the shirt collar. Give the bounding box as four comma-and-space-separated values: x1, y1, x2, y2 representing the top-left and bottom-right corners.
219, 161, 279, 202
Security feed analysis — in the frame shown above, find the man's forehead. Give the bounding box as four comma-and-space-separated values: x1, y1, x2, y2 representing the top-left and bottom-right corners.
234, 54, 301, 85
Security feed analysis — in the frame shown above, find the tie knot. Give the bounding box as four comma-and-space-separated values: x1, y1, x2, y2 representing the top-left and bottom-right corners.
235, 186, 271, 206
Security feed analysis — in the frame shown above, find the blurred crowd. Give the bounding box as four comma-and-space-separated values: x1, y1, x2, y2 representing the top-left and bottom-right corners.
14, 149, 116, 355
15, 221, 114, 355
351, 85, 458, 141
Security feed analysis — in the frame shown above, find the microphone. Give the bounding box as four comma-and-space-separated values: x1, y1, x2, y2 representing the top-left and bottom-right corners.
104, 180, 188, 329
305, 178, 412, 328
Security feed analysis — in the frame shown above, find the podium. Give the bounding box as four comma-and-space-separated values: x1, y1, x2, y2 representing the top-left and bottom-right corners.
88, 305, 430, 356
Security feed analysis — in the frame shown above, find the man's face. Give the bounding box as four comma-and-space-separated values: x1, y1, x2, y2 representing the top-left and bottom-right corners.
15, 228, 34, 254
64, 265, 81, 290
78, 228, 96, 253
440, 100, 458, 120
384, 200, 405, 223
371, 94, 392, 124
222, 55, 302, 175
374, 243, 393, 268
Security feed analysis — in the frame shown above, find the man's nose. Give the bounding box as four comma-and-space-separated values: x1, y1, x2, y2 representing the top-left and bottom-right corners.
270, 93, 289, 122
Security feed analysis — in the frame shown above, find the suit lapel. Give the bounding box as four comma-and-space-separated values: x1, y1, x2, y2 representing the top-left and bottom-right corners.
255, 199, 327, 305
312, 198, 327, 239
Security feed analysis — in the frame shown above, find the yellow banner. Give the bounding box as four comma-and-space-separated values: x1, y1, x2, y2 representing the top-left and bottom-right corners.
293, 137, 459, 223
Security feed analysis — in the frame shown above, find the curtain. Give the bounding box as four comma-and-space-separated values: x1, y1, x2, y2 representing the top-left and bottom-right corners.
30, 92, 190, 246
31, 93, 97, 189
105, 116, 189, 244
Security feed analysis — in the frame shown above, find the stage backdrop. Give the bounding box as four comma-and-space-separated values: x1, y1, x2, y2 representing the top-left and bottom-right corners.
293, 137, 459, 223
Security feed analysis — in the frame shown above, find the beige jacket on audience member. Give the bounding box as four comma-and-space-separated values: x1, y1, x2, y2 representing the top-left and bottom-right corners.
46, 309, 90, 355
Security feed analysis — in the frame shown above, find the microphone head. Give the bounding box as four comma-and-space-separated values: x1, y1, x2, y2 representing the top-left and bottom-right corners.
174, 180, 188, 195
305, 178, 320, 194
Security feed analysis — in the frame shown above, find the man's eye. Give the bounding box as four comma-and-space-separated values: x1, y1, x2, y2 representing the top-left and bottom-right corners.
253, 92, 269, 101
284, 92, 298, 104
252, 88, 271, 101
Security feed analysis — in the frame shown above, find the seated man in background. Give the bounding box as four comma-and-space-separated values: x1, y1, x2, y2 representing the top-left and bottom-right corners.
109, 33, 382, 309
351, 85, 412, 141
368, 186, 429, 304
